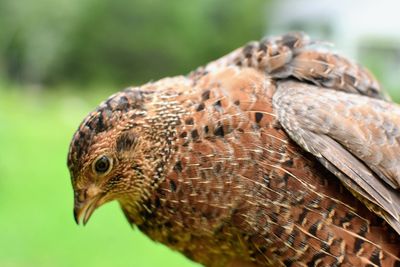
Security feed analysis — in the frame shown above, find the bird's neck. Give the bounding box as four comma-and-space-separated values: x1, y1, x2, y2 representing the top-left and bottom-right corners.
117, 97, 189, 225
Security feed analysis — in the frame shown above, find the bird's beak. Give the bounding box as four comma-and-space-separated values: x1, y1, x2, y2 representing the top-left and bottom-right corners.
73, 189, 104, 225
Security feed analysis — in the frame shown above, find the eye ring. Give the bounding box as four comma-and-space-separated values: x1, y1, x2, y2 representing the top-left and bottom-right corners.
92, 155, 113, 175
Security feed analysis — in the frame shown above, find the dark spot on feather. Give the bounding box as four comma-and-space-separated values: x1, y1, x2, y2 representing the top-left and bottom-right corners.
132, 164, 143, 175
180, 132, 187, 138
283, 259, 294, 267
234, 100, 240, 106
201, 90, 210, 101
343, 73, 357, 86
270, 212, 279, 223
169, 180, 176, 192
297, 210, 308, 225
154, 197, 161, 209
367, 87, 381, 98
282, 34, 300, 49
307, 253, 326, 267
286, 232, 295, 246
214, 126, 224, 137
283, 159, 294, 167
182, 140, 189, 147
299, 240, 308, 249
320, 242, 329, 252
353, 238, 364, 254
272, 121, 283, 130
275, 225, 284, 237
255, 112, 263, 123
308, 222, 319, 236
243, 43, 255, 58
202, 210, 216, 220
259, 42, 267, 52
164, 221, 172, 228
200, 170, 208, 180
85, 118, 94, 131
258, 245, 267, 253
96, 115, 107, 133
104, 99, 114, 111
79, 131, 86, 140
196, 103, 205, 112
314, 76, 333, 86
204, 125, 209, 134
116, 131, 136, 152
191, 129, 199, 140
183, 249, 194, 260
307, 196, 322, 209
167, 235, 178, 245
213, 100, 222, 111
214, 163, 222, 174
185, 118, 194, 125
116, 96, 129, 111
282, 173, 290, 185
173, 161, 183, 172
340, 212, 354, 226
108, 176, 122, 185
369, 248, 381, 266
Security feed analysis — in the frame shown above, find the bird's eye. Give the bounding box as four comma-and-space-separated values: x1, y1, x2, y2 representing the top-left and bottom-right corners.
93, 156, 112, 175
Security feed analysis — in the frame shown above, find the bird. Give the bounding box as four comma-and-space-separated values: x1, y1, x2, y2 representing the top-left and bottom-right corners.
67, 32, 400, 267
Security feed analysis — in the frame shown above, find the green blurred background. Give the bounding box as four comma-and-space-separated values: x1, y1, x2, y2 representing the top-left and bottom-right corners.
0, 1, 399, 267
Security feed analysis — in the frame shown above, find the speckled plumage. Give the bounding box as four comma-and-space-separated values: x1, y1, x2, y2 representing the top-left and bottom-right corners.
68, 33, 400, 267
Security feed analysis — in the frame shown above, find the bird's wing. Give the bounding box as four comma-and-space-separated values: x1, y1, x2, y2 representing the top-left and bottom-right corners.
273, 80, 400, 234
201, 32, 390, 100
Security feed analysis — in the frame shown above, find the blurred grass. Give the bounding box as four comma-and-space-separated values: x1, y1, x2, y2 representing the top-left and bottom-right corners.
0, 83, 199, 267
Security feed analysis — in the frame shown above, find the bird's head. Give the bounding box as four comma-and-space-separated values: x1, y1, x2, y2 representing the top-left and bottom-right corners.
67, 87, 180, 225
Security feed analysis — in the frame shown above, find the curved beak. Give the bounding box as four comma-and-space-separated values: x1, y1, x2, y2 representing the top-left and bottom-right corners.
74, 189, 104, 225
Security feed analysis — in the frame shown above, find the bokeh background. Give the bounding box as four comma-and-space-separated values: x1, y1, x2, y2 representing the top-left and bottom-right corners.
1, 1, 399, 267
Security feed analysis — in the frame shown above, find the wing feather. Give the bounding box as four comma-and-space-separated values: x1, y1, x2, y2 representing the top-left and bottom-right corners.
273, 81, 400, 234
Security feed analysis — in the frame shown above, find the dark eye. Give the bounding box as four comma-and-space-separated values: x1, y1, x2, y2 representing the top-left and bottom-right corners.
93, 156, 112, 175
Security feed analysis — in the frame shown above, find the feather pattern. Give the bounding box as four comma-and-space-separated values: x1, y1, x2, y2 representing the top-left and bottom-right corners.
68, 33, 400, 267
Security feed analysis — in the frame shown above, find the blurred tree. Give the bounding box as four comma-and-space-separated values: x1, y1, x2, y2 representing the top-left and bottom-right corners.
0, 0, 85, 84
0, 0, 268, 87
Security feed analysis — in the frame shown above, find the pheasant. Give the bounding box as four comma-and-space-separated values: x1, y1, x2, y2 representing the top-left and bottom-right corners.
68, 33, 400, 267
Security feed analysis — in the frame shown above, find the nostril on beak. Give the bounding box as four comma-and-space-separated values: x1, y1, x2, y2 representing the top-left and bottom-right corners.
75, 189, 87, 202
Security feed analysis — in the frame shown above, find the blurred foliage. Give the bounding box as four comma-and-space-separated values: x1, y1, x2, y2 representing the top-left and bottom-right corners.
358, 40, 400, 101
0, 0, 268, 87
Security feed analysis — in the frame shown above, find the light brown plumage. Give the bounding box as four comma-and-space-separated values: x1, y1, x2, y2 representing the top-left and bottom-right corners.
68, 33, 400, 266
